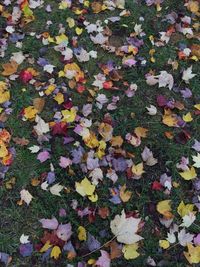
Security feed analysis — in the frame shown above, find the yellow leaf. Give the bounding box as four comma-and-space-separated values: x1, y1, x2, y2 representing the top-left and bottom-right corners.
122, 243, 140, 260
40, 241, 52, 253
157, 200, 172, 218
75, 27, 83, 35
45, 84, 56, 95
0, 141, 8, 158
64, 63, 84, 82
162, 109, 178, 127
47, 36, 55, 43
95, 140, 106, 159
179, 166, 197, 180
59, 0, 70, 9
84, 132, 99, 148
22, 5, 33, 17
98, 123, 113, 141
187, 1, 199, 14
134, 127, 148, 138
88, 259, 96, 265
75, 177, 95, 197
55, 33, 68, 44
111, 136, 123, 147
54, 93, 64, 104
184, 243, 200, 264
78, 226, 87, 241
194, 104, 200, 110
0, 81, 10, 104
183, 112, 193, 122
131, 162, 145, 176
84, 1, 90, 7
66, 17, 75, 28
177, 201, 194, 217
23, 106, 38, 120
50, 246, 61, 260
58, 70, 65, 78
31, 178, 40, 187
88, 193, 98, 202
120, 184, 132, 202
5, 177, 16, 190
61, 108, 77, 123
159, 240, 170, 249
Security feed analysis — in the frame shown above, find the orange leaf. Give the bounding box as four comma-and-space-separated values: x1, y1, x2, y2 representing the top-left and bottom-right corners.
2, 60, 18, 76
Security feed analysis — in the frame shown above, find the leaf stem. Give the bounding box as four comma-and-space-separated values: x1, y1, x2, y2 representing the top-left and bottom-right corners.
82, 236, 116, 258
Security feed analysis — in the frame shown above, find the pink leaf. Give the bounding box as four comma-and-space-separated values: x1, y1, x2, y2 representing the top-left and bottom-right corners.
96, 250, 111, 267
56, 223, 72, 241
37, 151, 50, 163
39, 218, 59, 230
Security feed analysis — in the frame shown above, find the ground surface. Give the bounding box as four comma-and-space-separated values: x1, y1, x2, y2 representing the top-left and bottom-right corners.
0, 0, 200, 266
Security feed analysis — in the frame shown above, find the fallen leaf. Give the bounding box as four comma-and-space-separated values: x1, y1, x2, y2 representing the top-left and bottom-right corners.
119, 184, 132, 202
49, 183, 64, 196
20, 189, 33, 205
1, 60, 18, 76
78, 226, 87, 241
179, 166, 197, 180
122, 243, 140, 259
110, 210, 143, 244
50, 246, 61, 260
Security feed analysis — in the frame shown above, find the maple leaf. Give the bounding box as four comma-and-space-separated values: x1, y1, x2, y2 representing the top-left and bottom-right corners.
34, 115, 50, 136
20, 234, 30, 244
156, 200, 173, 219
184, 243, 200, 264
110, 210, 143, 244
179, 166, 197, 180
75, 177, 95, 197
182, 66, 196, 83
192, 153, 200, 168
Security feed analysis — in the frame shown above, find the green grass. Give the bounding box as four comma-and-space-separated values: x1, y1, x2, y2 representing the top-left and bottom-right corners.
0, 0, 200, 266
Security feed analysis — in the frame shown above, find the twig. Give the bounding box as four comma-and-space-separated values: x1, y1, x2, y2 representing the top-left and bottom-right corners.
82, 236, 116, 258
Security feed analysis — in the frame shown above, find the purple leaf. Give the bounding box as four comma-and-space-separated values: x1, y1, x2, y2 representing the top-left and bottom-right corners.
0, 252, 11, 265
192, 140, 200, 152
56, 223, 72, 241
37, 151, 50, 163
96, 250, 111, 267
39, 218, 59, 230
87, 233, 101, 252
19, 243, 33, 257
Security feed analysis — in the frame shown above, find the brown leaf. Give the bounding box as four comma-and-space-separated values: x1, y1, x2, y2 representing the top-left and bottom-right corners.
109, 241, 122, 259
13, 137, 29, 146
2, 60, 18, 76
98, 207, 110, 219
191, 44, 200, 59
68, 80, 76, 89
0, 112, 9, 122
33, 98, 45, 113
91, 2, 103, 13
